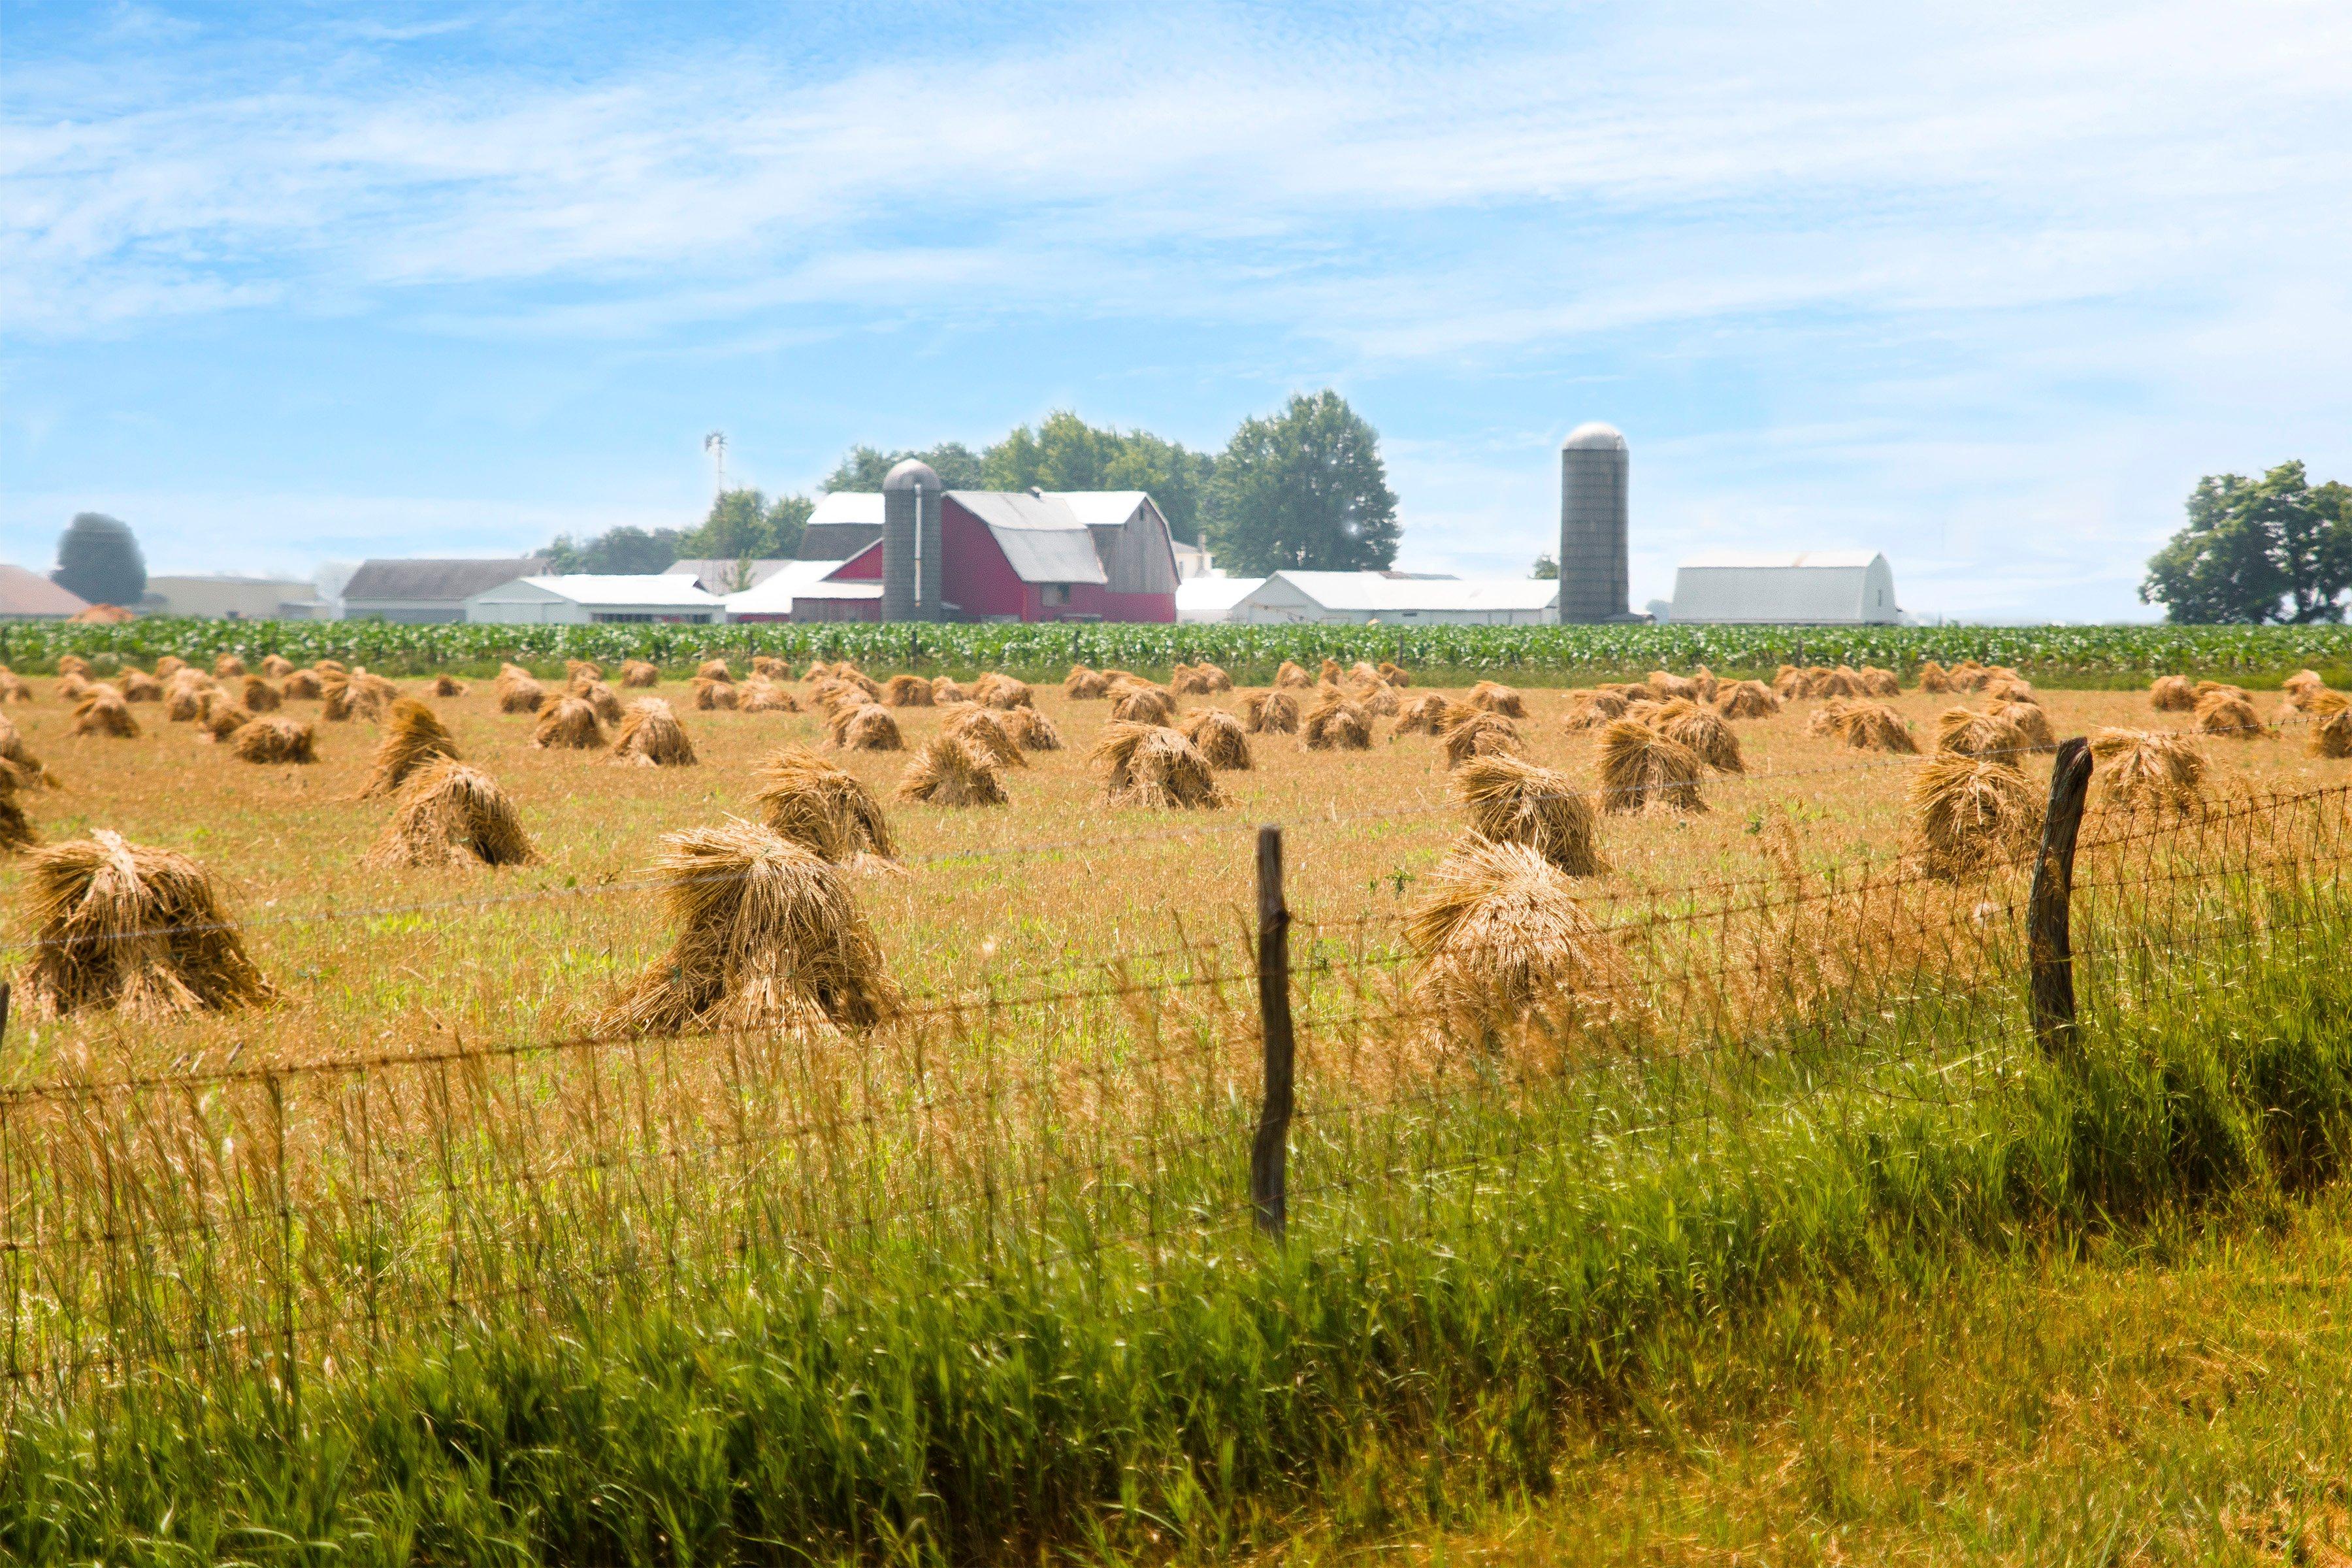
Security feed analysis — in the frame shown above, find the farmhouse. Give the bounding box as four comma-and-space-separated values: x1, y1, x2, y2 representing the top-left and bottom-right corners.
1667, 551, 1903, 625
341, 557, 549, 623
463, 574, 725, 625
1229, 570, 1558, 626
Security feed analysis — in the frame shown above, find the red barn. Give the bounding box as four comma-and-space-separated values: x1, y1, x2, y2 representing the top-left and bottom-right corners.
759, 489, 1179, 624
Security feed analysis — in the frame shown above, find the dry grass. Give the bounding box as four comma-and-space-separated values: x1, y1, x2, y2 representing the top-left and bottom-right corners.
898, 736, 1008, 806
1275, 660, 1315, 689
1454, 753, 1603, 875
692, 677, 740, 711
1917, 660, 1952, 693
1379, 661, 1413, 687
696, 659, 731, 681
740, 678, 799, 713
2090, 728, 2206, 813
323, 672, 397, 723
619, 660, 661, 688
20, 828, 274, 1018
530, 696, 606, 751
1648, 698, 1744, 774
120, 670, 161, 702
1466, 680, 1527, 718
1443, 710, 1525, 768
974, 674, 1035, 711
1396, 693, 1460, 736
0, 669, 32, 704
1178, 707, 1253, 770
1713, 681, 1781, 720
930, 676, 969, 706
241, 675, 282, 712
596, 819, 898, 1037
1936, 706, 2031, 762
885, 674, 934, 708
2196, 690, 2266, 739
2279, 669, 2328, 711
285, 670, 327, 699
1242, 690, 1301, 735
495, 666, 547, 715
1910, 754, 2042, 878
195, 699, 253, 744
230, 716, 317, 764
71, 689, 139, 738
213, 654, 246, 678
751, 747, 894, 862
1000, 706, 1064, 752
827, 703, 902, 753
1111, 685, 1178, 726
1407, 836, 1622, 1043
1303, 693, 1373, 751
1091, 722, 1225, 809
2311, 710, 2352, 760
2149, 674, 2198, 712
364, 759, 537, 869
1596, 719, 1705, 815
612, 698, 698, 767
361, 700, 459, 798
1995, 699, 2058, 751
1647, 670, 1696, 701
942, 706, 1028, 768
1810, 699, 1918, 754
566, 659, 604, 684
0, 716, 55, 790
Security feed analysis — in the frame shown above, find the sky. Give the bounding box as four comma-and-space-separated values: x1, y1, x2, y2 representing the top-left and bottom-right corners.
5, 1, 2349, 621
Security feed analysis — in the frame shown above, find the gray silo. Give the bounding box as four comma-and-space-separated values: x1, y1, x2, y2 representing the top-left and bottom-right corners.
881, 458, 943, 621
1557, 422, 1629, 624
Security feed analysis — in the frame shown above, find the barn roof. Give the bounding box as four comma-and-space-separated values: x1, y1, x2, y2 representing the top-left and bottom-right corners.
947, 491, 1108, 585
1678, 549, 1883, 570
1669, 551, 1899, 623
344, 557, 548, 603
662, 559, 796, 592
0, 564, 89, 618
472, 574, 724, 608
722, 561, 874, 616
1257, 571, 1558, 613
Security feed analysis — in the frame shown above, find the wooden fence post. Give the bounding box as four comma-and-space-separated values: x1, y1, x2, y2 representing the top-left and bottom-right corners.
2028, 736, 2094, 1054
1252, 826, 1294, 1239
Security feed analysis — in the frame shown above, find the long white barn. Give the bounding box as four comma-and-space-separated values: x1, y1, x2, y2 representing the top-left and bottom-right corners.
1230, 570, 1558, 626
1667, 551, 1903, 625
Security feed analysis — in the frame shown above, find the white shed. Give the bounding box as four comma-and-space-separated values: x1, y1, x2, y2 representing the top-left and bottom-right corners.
1175, 576, 1266, 624
1667, 551, 1902, 625
1231, 571, 1558, 626
463, 574, 725, 625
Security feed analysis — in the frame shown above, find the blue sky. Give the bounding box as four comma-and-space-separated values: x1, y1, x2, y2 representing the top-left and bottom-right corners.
5, 0, 2349, 620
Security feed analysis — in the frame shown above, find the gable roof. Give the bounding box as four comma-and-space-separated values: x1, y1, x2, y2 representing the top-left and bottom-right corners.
472, 574, 724, 608
1255, 571, 1558, 613
1045, 491, 1152, 527
947, 491, 1108, 585
662, 558, 795, 592
721, 560, 874, 616
1677, 550, 1884, 571
0, 564, 89, 618
343, 557, 548, 604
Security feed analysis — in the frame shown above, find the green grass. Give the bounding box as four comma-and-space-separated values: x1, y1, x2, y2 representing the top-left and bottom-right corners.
5, 870, 2351, 1563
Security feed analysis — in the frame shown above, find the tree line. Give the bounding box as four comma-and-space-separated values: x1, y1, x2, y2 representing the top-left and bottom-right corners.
2142, 461, 2352, 623
543, 391, 1400, 579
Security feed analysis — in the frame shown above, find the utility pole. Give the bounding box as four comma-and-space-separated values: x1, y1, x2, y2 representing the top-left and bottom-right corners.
703, 431, 728, 498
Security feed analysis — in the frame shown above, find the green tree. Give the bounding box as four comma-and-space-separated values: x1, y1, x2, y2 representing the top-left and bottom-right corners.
2141, 462, 2351, 623
823, 443, 985, 492
766, 493, 813, 559
983, 412, 1217, 543
1206, 391, 1399, 574
542, 526, 684, 574
1531, 553, 1559, 580
52, 512, 147, 606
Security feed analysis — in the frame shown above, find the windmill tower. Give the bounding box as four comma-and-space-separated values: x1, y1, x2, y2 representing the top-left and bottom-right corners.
703, 431, 728, 497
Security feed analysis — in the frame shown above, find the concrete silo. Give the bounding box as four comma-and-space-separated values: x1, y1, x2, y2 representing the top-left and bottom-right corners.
881, 458, 943, 621
1558, 422, 1629, 624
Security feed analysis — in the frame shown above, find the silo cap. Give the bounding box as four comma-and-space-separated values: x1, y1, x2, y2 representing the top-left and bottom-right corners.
1561, 422, 1627, 451
883, 459, 942, 491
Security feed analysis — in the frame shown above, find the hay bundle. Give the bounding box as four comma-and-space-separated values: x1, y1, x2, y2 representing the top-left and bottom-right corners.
1171, 664, 1215, 696
897, 736, 1007, 806
696, 658, 731, 681
1690, 666, 1721, 703
0, 715, 57, 789
20, 829, 274, 1018
1994, 699, 2056, 751
2148, 675, 2197, 711
364, 759, 536, 869
565, 659, 604, 685
1465, 680, 1527, 717
1771, 665, 1810, 700
2280, 669, 2328, 710
284, 670, 325, 699
312, 659, 347, 676
1000, 706, 1064, 751
531, 696, 606, 750
150, 655, 186, 678
808, 678, 860, 715
163, 675, 212, 721
1648, 697, 1744, 773
195, 698, 252, 743
230, 715, 316, 764
619, 660, 661, 688
1379, 661, 1413, 688
1947, 660, 1990, 692
597, 821, 898, 1037
570, 679, 623, 721
691, 676, 740, 711
1818, 666, 1865, 698
361, 699, 459, 796
2291, 687, 2349, 721
494, 666, 546, 714
322, 671, 396, 723
1178, 707, 1252, 770
1813, 699, 1918, 753
973, 673, 1035, 710
214, 654, 247, 678
260, 654, 295, 679
740, 678, 800, 713
1858, 666, 1902, 698
2090, 728, 2206, 813
803, 659, 834, 681
930, 676, 968, 705
56, 673, 91, 702
2311, 709, 2352, 760
71, 690, 139, 738
1395, 693, 1460, 735
1983, 677, 2037, 706
884, 674, 934, 708
1454, 754, 1601, 875
834, 668, 886, 701
1595, 718, 1705, 815
1349, 681, 1397, 717
1646, 670, 1697, 701
1346, 661, 1383, 689
1408, 838, 1620, 1041
612, 698, 697, 766
0, 669, 30, 703
1092, 722, 1225, 809
1192, 662, 1235, 693
1911, 755, 2040, 878
1303, 693, 1373, 750
1318, 658, 1342, 685
1918, 660, 1953, 693
1712, 680, 1780, 720
240, 675, 282, 712
2194, 690, 2265, 740
828, 702, 902, 753
1936, 706, 2031, 762
751, 656, 789, 679
1275, 660, 1315, 690
1243, 689, 1301, 734
1561, 689, 1631, 730
120, 670, 162, 702
1112, 685, 1178, 726
1443, 710, 1524, 768
0, 765, 33, 852
752, 747, 893, 862
57, 655, 92, 679
943, 706, 1027, 767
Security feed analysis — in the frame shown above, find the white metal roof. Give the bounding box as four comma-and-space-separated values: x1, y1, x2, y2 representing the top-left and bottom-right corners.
473, 574, 725, 608
662, 558, 796, 591
1677, 550, 1884, 570
1175, 576, 1266, 617
1044, 491, 1151, 527
808, 491, 886, 527
947, 491, 1108, 585
722, 560, 871, 615
1254, 571, 1559, 613
1669, 551, 1900, 624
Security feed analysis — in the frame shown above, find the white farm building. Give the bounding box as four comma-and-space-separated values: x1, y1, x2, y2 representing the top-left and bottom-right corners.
1667, 551, 1903, 625
463, 574, 725, 625
1229, 571, 1558, 626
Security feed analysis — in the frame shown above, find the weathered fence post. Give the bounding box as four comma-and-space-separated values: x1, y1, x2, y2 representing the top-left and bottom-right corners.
2028, 737, 2094, 1054
1252, 825, 1294, 1239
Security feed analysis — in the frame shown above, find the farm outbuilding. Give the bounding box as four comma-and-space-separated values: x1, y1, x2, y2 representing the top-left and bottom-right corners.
463, 574, 725, 625
1175, 576, 1266, 624
341, 558, 549, 623
1230, 571, 1558, 626
1667, 551, 1904, 625
0, 564, 91, 621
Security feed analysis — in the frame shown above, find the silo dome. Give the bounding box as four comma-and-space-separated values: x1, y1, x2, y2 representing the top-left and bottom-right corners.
883, 458, 941, 491
1561, 422, 1627, 452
